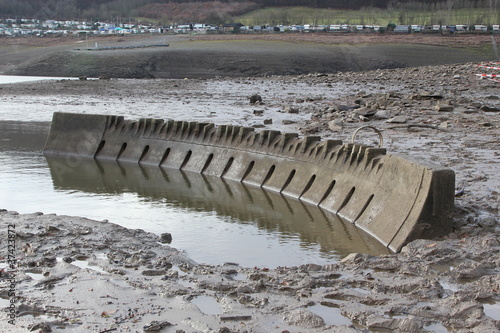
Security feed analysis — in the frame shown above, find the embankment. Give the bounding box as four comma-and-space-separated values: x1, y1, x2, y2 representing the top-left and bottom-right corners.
2, 35, 495, 78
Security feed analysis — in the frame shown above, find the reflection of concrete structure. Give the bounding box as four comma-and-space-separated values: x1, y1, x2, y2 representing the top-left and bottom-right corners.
45, 156, 389, 257
43, 112, 455, 252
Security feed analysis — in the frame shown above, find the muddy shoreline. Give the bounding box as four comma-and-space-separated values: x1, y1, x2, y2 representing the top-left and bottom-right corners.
0, 34, 496, 78
0, 35, 499, 332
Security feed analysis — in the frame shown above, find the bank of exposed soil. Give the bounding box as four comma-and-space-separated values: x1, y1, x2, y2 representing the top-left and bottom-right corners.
0, 33, 496, 79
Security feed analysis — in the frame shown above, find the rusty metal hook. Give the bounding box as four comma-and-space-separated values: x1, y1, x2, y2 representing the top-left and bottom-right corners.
351, 126, 384, 148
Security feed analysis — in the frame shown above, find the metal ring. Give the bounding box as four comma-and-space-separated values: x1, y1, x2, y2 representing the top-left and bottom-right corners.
351, 126, 384, 148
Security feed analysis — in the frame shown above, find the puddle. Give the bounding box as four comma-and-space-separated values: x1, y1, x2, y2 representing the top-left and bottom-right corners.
351, 287, 370, 295
172, 265, 188, 276
25, 272, 45, 281
70, 260, 108, 274
190, 295, 223, 315
439, 281, 459, 292
177, 279, 196, 289
424, 322, 450, 333
483, 302, 500, 320
56, 257, 108, 274
431, 263, 456, 273
19, 313, 54, 320
230, 273, 246, 281
307, 304, 352, 326
0, 297, 11, 308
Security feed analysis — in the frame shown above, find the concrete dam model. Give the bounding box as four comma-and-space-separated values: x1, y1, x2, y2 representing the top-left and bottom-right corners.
43, 112, 455, 252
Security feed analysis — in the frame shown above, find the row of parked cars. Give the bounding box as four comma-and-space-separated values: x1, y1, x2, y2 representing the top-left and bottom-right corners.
233, 23, 500, 33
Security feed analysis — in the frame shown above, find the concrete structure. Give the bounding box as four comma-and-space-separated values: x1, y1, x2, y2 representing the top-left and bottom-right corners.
43, 112, 456, 252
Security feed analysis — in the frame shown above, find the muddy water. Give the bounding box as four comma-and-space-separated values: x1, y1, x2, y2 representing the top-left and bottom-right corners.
0, 120, 388, 267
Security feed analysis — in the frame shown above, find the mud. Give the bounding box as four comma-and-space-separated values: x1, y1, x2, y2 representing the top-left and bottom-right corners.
0, 34, 495, 79
0, 36, 499, 332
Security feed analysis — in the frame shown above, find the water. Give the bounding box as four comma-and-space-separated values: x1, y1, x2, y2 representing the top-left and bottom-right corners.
0, 120, 389, 267
0, 75, 78, 84
0, 74, 389, 267
307, 304, 352, 326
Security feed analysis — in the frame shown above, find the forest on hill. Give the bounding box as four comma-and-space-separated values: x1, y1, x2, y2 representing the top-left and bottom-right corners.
0, 0, 497, 24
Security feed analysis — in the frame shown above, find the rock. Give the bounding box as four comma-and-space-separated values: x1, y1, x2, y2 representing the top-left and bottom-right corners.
142, 269, 167, 276
354, 107, 376, 116
284, 106, 300, 114
253, 110, 264, 115
249, 94, 262, 104
282, 120, 296, 125
367, 317, 422, 332
283, 309, 325, 328
28, 322, 52, 332
450, 301, 484, 319
411, 92, 443, 100
159, 232, 172, 244
143, 320, 172, 331
328, 120, 343, 131
386, 116, 407, 123
480, 105, 500, 112
374, 110, 389, 119
436, 104, 454, 112
438, 121, 449, 129
338, 104, 358, 111
340, 253, 367, 264
263, 118, 273, 125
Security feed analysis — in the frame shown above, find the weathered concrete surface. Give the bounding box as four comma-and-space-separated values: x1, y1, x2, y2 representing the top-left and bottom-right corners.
43, 112, 455, 252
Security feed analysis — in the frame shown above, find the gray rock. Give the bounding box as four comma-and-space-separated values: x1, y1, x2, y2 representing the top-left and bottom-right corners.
387, 115, 407, 123
374, 110, 389, 119
480, 105, 500, 112
249, 94, 262, 104
283, 309, 325, 328
328, 120, 343, 131
142, 269, 167, 276
436, 104, 454, 112
284, 106, 300, 114
27, 323, 52, 332
159, 232, 172, 244
143, 320, 172, 331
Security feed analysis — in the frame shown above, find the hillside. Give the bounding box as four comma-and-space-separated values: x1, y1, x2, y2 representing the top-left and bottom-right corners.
1, 0, 497, 26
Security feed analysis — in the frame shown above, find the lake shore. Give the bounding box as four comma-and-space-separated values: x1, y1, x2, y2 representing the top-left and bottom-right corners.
0, 33, 496, 78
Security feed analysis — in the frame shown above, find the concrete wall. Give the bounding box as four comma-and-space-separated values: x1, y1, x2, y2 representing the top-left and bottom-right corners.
43, 112, 455, 252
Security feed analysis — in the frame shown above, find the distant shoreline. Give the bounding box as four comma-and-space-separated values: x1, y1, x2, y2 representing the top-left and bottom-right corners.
1, 34, 495, 79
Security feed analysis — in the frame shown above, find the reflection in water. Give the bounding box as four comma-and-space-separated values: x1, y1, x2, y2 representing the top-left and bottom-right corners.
0, 120, 389, 267
47, 156, 388, 258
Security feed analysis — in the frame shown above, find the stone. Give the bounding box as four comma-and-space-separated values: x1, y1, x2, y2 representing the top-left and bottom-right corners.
480, 105, 500, 112
354, 107, 376, 116
263, 118, 273, 125
328, 120, 343, 131
283, 309, 325, 328
284, 106, 300, 113
386, 115, 407, 123
249, 94, 262, 104
436, 104, 454, 112
142, 269, 167, 276
159, 233, 172, 244
374, 110, 389, 119
143, 320, 172, 331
